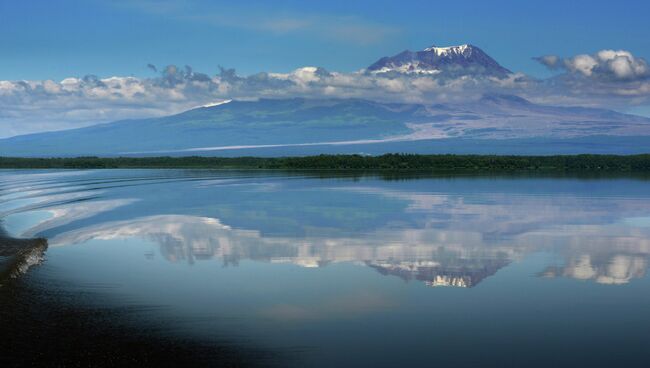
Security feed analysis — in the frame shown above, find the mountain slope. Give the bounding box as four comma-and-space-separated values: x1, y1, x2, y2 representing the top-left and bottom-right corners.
367, 44, 511, 77
1, 95, 650, 157
0, 98, 424, 156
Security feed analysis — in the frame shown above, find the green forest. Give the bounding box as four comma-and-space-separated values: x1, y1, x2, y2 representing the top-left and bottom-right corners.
2, 154, 650, 172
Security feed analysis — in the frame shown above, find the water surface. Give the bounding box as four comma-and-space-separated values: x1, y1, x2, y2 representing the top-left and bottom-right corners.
1, 169, 650, 367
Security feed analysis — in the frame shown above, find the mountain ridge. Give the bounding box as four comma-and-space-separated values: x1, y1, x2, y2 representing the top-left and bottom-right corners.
366, 44, 512, 77
1, 95, 650, 156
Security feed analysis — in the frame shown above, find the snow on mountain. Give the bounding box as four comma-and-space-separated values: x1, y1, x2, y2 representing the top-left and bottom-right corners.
423, 44, 472, 56
199, 99, 232, 108
367, 44, 512, 77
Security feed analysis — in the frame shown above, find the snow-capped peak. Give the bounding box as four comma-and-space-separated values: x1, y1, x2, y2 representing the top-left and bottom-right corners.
423, 44, 472, 57
366, 43, 511, 77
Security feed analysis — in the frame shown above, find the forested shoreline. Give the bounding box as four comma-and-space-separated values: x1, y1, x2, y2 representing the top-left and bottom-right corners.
2, 154, 650, 172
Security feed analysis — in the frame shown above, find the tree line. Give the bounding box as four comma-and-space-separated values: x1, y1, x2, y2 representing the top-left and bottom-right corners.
2, 154, 650, 172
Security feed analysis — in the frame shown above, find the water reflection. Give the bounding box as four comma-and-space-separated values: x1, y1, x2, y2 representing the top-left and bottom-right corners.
542, 254, 646, 284
47, 209, 650, 286
2, 169, 650, 288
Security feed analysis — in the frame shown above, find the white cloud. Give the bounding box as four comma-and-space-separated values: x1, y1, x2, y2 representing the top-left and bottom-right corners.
566, 54, 599, 76
538, 49, 649, 81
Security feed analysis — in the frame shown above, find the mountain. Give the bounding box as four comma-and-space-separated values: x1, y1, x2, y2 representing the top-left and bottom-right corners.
1, 95, 650, 156
367, 258, 511, 288
366, 44, 511, 77
0, 98, 425, 156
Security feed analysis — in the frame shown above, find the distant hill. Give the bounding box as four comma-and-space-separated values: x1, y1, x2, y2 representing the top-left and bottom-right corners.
1, 95, 650, 157
0, 98, 422, 156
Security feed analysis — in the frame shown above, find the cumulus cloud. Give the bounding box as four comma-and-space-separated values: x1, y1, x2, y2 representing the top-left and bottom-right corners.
536, 49, 649, 81
529, 49, 650, 108
534, 55, 560, 69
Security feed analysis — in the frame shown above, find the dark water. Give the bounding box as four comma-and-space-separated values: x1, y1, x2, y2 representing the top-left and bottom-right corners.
1, 169, 650, 367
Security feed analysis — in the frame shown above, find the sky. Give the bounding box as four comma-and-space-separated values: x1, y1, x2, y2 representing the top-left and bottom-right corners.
1, 0, 650, 136
3, 0, 650, 79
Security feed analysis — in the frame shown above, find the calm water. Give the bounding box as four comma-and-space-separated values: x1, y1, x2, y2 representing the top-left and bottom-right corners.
2, 169, 650, 367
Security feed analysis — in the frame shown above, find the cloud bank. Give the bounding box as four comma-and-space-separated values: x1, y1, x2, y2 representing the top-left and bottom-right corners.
1, 49, 650, 138
533, 50, 650, 105
536, 50, 649, 80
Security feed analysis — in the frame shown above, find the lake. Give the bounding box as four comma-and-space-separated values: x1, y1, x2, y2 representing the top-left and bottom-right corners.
2, 169, 650, 367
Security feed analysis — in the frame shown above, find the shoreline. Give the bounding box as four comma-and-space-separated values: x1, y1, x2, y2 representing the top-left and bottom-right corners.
2, 153, 650, 172
0, 235, 48, 284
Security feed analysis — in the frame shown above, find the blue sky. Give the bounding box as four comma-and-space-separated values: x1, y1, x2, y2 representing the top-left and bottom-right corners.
2, 0, 649, 80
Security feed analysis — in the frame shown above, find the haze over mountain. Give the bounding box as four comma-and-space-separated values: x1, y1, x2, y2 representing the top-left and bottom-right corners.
1, 44, 649, 157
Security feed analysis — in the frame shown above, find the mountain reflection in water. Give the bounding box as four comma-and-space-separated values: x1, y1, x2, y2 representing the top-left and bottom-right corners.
46, 211, 650, 287
2, 169, 648, 288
